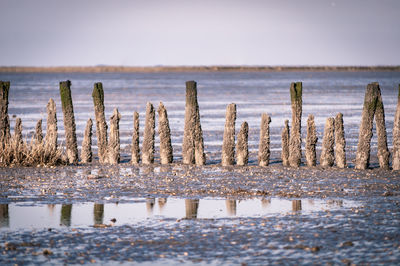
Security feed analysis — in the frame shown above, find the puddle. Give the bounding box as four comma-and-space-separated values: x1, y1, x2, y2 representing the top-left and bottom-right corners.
0, 198, 359, 229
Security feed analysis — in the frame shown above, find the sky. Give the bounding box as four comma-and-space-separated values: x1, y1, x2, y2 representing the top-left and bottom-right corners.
0, 0, 399, 66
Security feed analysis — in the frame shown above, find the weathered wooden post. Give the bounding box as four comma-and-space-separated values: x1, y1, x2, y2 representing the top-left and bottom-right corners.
34, 119, 43, 144
320, 117, 335, 167
222, 103, 236, 166
81, 118, 93, 163
131, 111, 140, 165
236, 121, 249, 166
258, 113, 271, 166
281, 120, 290, 166
375, 84, 390, 169
45, 98, 57, 152
0, 81, 10, 147
355, 83, 379, 169
142, 102, 155, 164
393, 85, 400, 170
334, 113, 346, 168
288, 82, 302, 167
182, 81, 205, 165
305, 114, 317, 167
14, 118, 23, 144
92, 82, 108, 164
158, 102, 173, 164
107, 108, 121, 164
59, 80, 78, 164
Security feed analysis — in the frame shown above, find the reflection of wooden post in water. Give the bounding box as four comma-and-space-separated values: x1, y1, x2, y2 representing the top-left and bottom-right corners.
225, 200, 236, 216
158, 198, 167, 211
288, 82, 302, 167
261, 198, 271, 208
61, 204, 72, 227
0, 81, 10, 147
182, 81, 205, 165
59, 80, 78, 164
146, 198, 155, 215
292, 200, 302, 211
222, 103, 236, 166
0, 204, 9, 227
93, 204, 104, 225
185, 199, 199, 219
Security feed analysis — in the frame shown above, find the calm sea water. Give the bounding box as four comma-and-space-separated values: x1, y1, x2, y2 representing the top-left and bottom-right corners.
1, 71, 399, 164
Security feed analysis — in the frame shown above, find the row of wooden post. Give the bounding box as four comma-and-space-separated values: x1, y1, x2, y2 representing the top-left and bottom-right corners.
0, 80, 399, 169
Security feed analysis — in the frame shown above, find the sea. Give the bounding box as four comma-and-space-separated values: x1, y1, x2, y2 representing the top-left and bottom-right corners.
1, 71, 399, 165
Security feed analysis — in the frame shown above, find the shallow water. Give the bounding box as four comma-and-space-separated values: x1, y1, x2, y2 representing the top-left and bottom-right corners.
1, 71, 400, 164
0, 197, 359, 229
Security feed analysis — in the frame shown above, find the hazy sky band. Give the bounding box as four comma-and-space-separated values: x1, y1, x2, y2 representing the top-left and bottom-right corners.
0, 0, 399, 66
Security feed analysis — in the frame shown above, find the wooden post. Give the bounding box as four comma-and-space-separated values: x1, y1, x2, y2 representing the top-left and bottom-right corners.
81, 118, 93, 163
158, 102, 173, 164
355, 83, 379, 169
34, 119, 43, 144
281, 120, 290, 166
334, 113, 347, 168
182, 81, 205, 165
236, 121, 249, 166
142, 102, 155, 165
305, 114, 317, 167
14, 118, 23, 144
393, 85, 400, 170
222, 103, 236, 166
320, 117, 335, 167
0, 81, 10, 147
374, 83, 390, 169
59, 80, 78, 164
258, 113, 271, 166
107, 108, 121, 164
131, 111, 140, 165
92, 82, 108, 164
45, 99, 57, 152
288, 82, 302, 167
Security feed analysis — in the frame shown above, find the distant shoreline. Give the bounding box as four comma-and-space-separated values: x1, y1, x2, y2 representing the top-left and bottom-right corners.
1, 65, 400, 73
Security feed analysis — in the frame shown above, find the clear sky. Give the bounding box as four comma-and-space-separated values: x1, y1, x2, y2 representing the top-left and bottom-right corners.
0, 0, 399, 66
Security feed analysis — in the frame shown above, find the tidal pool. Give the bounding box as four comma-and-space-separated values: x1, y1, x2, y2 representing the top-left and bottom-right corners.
0, 197, 358, 229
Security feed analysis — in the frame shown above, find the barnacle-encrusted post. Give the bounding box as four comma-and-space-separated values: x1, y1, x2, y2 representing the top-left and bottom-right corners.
281, 120, 290, 166
288, 82, 302, 167
258, 113, 271, 166
222, 103, 236, 166
158, 102, 173, 164
34, 119, 43, 144
81, 118, 93, 163
92, 82, 108, 164
107, 108, 121, 164
320, 117, 335, 167
305, 114, 317, 167
131, 111, 140, 165
59, 80, 78, 164
236, 121, 249, 166
142, 102, 155, 165
334, 113, 346, 168
393, 84, 400, 170
0, 81, 10, 147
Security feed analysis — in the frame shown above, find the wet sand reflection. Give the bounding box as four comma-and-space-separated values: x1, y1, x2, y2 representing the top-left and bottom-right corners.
60, 204, 72, 227
226, 200, 237, 216
93, 204, 104, 225
0, 204, 9, 227
185, 199, 199, 219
